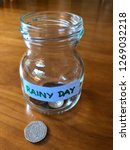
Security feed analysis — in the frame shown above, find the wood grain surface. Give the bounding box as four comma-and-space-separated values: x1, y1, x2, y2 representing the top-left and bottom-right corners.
0, 0, 113, 150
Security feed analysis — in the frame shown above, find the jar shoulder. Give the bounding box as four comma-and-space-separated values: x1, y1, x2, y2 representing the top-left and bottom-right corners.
20, 51, 84, 84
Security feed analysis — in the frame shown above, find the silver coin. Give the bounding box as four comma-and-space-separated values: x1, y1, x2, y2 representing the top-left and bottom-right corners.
24, 121, 47, 143
48, 100, 64, 108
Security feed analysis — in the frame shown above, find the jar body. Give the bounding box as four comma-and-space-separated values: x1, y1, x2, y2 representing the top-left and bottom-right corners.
19, 12, 84, 114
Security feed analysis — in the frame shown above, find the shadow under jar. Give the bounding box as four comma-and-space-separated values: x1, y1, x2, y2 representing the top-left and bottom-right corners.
19, 11, 84, 115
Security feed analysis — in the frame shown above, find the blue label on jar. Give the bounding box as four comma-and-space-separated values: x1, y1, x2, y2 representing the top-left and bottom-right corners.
23, 79, 81, 102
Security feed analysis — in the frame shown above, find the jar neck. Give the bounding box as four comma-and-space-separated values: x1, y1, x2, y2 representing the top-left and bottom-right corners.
25, 40, 79, 59
20, 11, 84, 54
25, 34, 80, 50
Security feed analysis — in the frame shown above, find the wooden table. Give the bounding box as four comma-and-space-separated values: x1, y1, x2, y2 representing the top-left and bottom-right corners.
0, 0, 113, 150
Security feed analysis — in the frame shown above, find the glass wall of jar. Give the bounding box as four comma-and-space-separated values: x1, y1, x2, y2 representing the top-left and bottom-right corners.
19, 11, 84, 114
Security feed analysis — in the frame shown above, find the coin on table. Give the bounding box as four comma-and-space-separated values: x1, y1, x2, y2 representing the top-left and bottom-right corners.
24, 121, 47, 143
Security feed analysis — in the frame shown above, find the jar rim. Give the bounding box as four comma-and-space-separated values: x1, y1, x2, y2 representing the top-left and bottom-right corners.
20, 11, 83, 30
20, 11, 84, 41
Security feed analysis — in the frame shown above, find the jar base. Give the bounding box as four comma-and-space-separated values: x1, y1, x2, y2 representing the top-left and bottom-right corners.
24, 93, 81, 115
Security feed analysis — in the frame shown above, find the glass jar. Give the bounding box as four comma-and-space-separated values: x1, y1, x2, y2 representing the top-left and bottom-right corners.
19, 11, 84, 114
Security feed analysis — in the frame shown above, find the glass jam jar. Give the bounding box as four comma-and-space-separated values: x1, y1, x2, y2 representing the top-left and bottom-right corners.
19, 11, 84, 114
